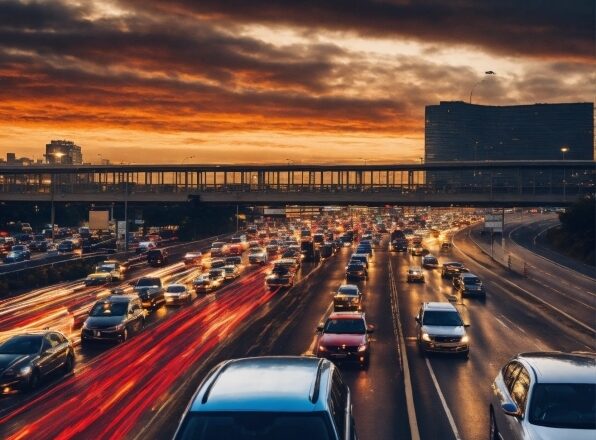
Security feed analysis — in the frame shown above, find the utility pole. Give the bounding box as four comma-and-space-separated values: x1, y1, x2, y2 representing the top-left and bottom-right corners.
50, 175, 55, 242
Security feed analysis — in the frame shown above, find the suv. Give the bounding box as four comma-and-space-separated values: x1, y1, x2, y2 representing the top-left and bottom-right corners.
173, 356, 358, 440
415, 302, 469, 357
316, 311, 374, 369
81, 295, 145, 344
453, 273, 485, 297
489, 352, 595, 440
147, 248, 168, 267
133, 277, 165, 310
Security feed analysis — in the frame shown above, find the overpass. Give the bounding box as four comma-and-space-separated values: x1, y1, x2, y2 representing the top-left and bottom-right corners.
0, 161, 593, 206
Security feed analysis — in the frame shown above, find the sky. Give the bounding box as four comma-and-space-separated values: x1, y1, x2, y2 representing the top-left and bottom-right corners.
0, 0, 594, 164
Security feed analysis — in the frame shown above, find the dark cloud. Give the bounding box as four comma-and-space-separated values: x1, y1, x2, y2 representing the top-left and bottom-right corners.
135, 0, 595, 60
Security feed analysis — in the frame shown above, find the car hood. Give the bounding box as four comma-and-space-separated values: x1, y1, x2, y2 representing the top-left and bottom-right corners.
422, 325, 465, 337
525, 424, 595, 440
320, 333, 365, 346
85, 315, 125, 329
0, 353, 35, 371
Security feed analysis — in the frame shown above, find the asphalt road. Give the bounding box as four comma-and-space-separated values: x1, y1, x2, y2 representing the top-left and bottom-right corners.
1, 230, 594, 440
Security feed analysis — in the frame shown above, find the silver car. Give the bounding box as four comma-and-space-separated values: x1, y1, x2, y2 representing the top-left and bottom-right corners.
415, 302, 469, 357
489, 352, 595, 440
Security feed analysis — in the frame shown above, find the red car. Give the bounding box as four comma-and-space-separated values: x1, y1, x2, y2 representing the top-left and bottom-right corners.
315, 312, 374, 369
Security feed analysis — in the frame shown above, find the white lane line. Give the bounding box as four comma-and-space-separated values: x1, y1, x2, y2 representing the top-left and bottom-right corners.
424, 357, 463, 440
494, 317, 509, 330
388, 257, 421, 440
304, 301, 334, 355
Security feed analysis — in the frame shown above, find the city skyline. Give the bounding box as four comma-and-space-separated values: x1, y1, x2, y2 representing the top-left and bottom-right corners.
0, 0, 594, 164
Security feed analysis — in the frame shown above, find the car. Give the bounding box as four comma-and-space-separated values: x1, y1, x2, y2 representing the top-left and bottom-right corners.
209, 268, 227, 282
222, 264, 240, 280
228, 243, 243, 256
453, 273, 486, 297
224, 256, 242, 267
57, 240, 75, 253
147, 248, 168, 267
440, 241, 452, 252
316, 311, 374, 369
29, 235, 49, 252
349, 253, 369, 268
133, 277, 165, 310
0, 331, 75, 392
422, 254, 439, 269
273, 258, 300, 273
415, 302, 469, 357
265, 265, 296, 289
345, 261, 367, 281
407, 266, 425, 283
136, 241, 156, 254
210, 258, 226, 269
95, 260, 126, 281
183, 252, 203, 267
3, 250, 29, 263
333, 284, 362, 311
84, 271, 113, 286
410, 245, 425, 256
248, 247, 268, 265
81, 295, 145, 344
193, 272, 224, 293
356, 243, 373, 258
172, 356, 357, 440
164, 283, 192, 305
230, 235, 248, 251
441, 261, 468, 278
489, 352, 596, 440
319, 243, 334, 259
210, 241, 229, 257
266, 243, 279, 256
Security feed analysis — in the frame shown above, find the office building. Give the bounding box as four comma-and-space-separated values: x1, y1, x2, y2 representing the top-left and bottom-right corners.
45, 140, 83, 165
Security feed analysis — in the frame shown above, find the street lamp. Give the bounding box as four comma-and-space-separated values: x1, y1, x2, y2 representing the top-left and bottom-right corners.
560, 146, 569, 160
469, 71, 496, 104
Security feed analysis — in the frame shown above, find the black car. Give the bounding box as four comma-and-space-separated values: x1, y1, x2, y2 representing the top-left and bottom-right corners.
81, 295, 145, 344
57, 240, 75, 253
3, 250, 29, 263
133, 277, 165, 310
346, 261, 368, 281
0, 331, 75, 392
147, 248, 168, 267
319, 243, 334, 259
441, 261, 468, 278
453, 273, 486, 297
29, 235, 48, 252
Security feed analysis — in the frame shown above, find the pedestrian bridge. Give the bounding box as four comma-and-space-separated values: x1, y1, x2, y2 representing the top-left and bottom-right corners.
0, 161, 593, 206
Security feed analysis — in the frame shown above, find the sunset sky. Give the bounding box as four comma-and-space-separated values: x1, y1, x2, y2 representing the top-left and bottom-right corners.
0, 0, 594, 164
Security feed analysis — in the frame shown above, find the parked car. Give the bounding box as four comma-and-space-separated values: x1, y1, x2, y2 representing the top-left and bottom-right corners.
489, 352, 595, 440
316, 311, 374, 369
133, 277, 165, 310
407, 266, 425, 283
172, 356, 358, 440
333, 284, 363, 312
0, 331, 75, 392
415, 302, 469, 357
81, 295, 145, 344
453, 273, 486, 297
164, 284, 192, 305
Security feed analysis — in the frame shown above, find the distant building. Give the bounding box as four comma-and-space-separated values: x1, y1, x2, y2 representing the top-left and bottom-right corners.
3, 152, 33, 166
425, 101, 594, 186
6, 153, 16, 164
45, 140, 83, 165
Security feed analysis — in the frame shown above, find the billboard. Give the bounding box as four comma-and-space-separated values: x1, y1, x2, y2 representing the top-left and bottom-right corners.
89, 210, 109, 230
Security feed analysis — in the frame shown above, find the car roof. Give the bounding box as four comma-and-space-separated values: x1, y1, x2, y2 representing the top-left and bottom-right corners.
518, 352, 596, 384
103, 295, 132, 303
461, 273, 478, 278
422, 302, 457, 312
189, 356, 332, 413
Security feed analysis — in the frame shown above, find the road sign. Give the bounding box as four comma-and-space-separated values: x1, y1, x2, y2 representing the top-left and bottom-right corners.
484, 214, 503, 232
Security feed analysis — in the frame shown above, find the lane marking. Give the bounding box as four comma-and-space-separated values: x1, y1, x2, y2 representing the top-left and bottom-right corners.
388, 257, 421, 440
424, 357, 463, 440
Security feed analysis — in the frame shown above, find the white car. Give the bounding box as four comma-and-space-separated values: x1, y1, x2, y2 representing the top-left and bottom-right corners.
415, 302, 469, 357
490, 352, 595, 440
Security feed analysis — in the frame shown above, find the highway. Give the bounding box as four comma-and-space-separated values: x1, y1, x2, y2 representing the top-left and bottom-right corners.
0, 226, 594, 440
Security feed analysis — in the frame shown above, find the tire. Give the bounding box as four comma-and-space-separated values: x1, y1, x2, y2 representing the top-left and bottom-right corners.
27, 370, 40, 391
63, 353, 75, 374
489, 408, 499, 440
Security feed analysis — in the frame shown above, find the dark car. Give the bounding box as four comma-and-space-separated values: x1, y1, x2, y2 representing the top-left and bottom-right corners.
3, 250, 29, 263
346, 261, 367, 281
224, 256, 242, 266
147, 248, 168, 267
57, 240, 75, 253
441, 261, 468, 278
316, 311, 374, 369
0, 331, 75, 392
133, 277, 165, 310
81, 295, 145, 344
453, 273, 486, 297
265, 265, 296, 289
319, 243, 334, 259
422, 254, 439, 269
29, 235, 49, 252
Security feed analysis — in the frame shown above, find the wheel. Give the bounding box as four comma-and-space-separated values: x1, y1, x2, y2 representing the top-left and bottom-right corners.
489, 408, 499, 440
27, 370, 40, 391
63, 353, 75, 373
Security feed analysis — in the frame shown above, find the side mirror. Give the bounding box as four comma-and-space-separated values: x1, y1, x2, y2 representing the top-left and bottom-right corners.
316, 323, 324, 332
366, 324, 376, 334
501, 402, 521, 418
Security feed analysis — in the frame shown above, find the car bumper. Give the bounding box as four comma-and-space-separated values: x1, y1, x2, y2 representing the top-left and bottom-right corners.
165, 295, 190, 305
319, 351, 369, 365
408, 276, 424, 282
81, 328, 124, 342
333, 303, 360, 311
420, 341, 469, 353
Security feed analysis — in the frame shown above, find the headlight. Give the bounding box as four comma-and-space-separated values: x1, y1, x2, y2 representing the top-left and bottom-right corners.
18, 365, 32, 376
461, 335, 469, 344
357, 344, 368, 352
422, 333, 431, 342
318, 345, 327, 352
82, 321, 89, 330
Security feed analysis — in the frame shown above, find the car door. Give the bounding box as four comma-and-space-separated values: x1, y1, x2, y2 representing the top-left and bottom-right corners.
51, 332, 70, 367
497, 363, 529, 440
39, 334, 61, 375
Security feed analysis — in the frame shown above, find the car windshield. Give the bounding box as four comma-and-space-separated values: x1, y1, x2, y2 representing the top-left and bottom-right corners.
446, 262, 463, 268
529, 384, 595, 429
175, 412, 332, 440
347, 264, 363, 270
324, 318, 366, 334
209, 270, 223, 277
464, 277, 480, 284
90, 301, 128, 317
97, 266, 112, 273
0, 335, 42, 354
167, 285, 186, 293
211, 242, 225, 249
338, 286, 358, 296
425, 257, 437, 263
137, 278, 159, 287
422, 311, 463, 326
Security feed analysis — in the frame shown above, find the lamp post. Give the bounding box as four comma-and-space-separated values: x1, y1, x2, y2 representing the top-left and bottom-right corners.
560, 147, 569, 201
560, 146, 569, 160
469, 71, 495, 104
